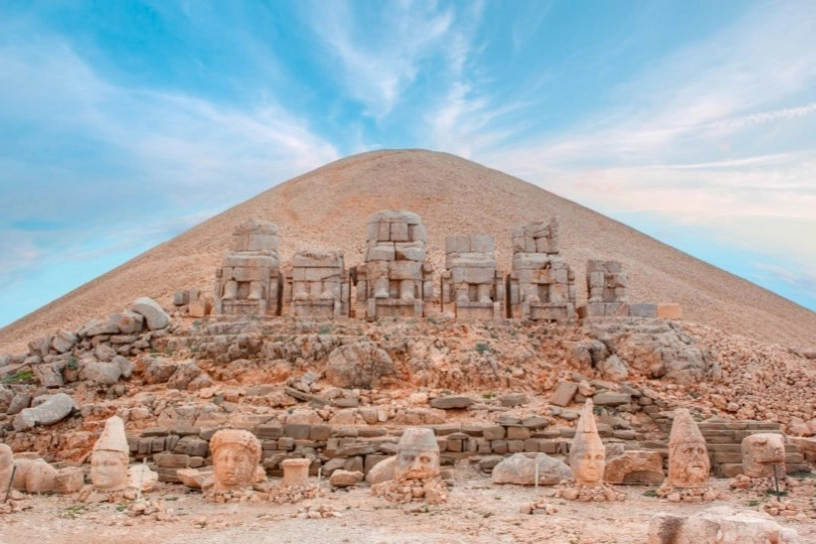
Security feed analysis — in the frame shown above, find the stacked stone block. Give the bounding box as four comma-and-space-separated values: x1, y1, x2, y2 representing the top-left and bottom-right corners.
582, 260, 630, 317
352, 210, 433, 319
441, 235, 504, 319
285, 250, 349, 318
507, 219, 576, 322
214, 218, 282, 317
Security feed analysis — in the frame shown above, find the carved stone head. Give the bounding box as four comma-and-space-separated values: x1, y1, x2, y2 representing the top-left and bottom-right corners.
742, 433, 786, 478
569, 399, 606, 486
394, 427, 440, 481
668, 409, 710, 488
91, 415, 130, 491
209, 429, 262, 491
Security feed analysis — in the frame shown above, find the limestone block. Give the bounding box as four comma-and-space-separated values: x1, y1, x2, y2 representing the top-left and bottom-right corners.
366, 244, 396, 262
389, 260, 422, 280
512, 253, 551, 270
647, 508, 800, 544
13, 393, 76, 431
281, 458, 311, 486
629, 303, 658, 318
430, 396, 474, 410
34, 363, 64, 388
231, 266, 274, 282
657, 303, 683, 319
131, 297, 171, 331
108, 310, 145, 335
188, 298, 212, 318
390, 222, 409, 242
593, 392, 631, 406
604, 450, 664, 485
51, 330, 77, 353
223, 254, 279, 270
445, 235, 471, 253
329, 469, 364, 488
491, 453, 572, 486
173, 290, 189, 306
81, 362, 122, 385
292, 250, 343, 268
54, 467, 85, 494
394, 242, 425, 261
549, 381, 578, 407
408, 223, 427, 243
469, 235, 494, 253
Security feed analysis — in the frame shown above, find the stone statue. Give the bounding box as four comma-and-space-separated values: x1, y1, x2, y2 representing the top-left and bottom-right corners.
0, 444, 14, 495
569, 399, 606, 486
394, 427, 440, 481
209, 429, 262, 492
91, 415, 130, 492
441, 235, 504, 319
742, 433, 786, 479
667, 409, 710, 488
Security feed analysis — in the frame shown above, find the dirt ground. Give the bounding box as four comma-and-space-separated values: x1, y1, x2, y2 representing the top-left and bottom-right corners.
2, 473, 814, 544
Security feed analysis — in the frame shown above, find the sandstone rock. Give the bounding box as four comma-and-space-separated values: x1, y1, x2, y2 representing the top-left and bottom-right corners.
51, 330, 77, 353
82, 362, 122, 385
7, 392, 31, 415
598, 354, 629, 382
54, 467, 85, 494
604, 450, 664, 485
131, 297, 171, 331
365, 456, 396, 485
549, 381, 578, 407
491, 452, 572, 486
500, 393, 528, 407
13, 393, 76, 431
113, 355, 135, 379
647, 507, 800, 544
177, 468, 212, 489
109, 310, 145, 334
144, 358, 178, 384
94, 343, 117, 363
168, 361, 203, 390
593, 392, 631, 406
33, 362, 64, 388
0, 386, 13, 412
330, 469, 364, 488
430, 395, 473, 410
325, 342, 396, 389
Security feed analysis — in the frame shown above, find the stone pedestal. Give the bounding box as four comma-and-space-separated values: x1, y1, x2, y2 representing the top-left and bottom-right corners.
281, 458, 312, 487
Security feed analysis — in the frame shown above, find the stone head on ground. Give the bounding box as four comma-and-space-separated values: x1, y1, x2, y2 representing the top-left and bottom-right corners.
209, 429, 262, 491
394, 427, 440, 481
667, 408, 710, 488
91, 415, 130, 491
569, 399, 606, 486
742, 433, 786, 479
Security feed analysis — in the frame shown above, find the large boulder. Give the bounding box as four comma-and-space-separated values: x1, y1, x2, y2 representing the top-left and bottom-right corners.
491, 453, 572, 486
81, 362, 122, 385
604, 450, 664, 485
325, 342, 396, 389
647, 507, 800, 544
131, 297, 170, 331
366, 456, 396, 485
13, 393, 77, 431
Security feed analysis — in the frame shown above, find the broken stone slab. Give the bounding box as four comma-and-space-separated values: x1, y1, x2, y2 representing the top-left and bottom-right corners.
499, 393, 528, 407
593, 392, 631, 406
549, 381, 578, 407
491, 452, 572, 486
647, 507, 800, 544
177, 467, 212, 489
430, 396, 474, 410
329, 469, 364, 488
131, 297, 171, 331
604, 450, 664, 485
13, 393, 77, 431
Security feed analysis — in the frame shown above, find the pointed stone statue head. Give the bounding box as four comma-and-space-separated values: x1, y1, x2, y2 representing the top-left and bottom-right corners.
209, 429, 262, 491
394, 427, 440, 481
668, 409, 710, 488
91, 415, 130, 491
569, 399, 606, 485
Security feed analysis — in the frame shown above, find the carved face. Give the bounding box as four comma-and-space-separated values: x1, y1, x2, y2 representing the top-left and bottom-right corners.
572, 447, 606, 485
395, 448, 440, 481
671, 441, 710, 486
213, 446, 256, 489
91, 450, 128, 491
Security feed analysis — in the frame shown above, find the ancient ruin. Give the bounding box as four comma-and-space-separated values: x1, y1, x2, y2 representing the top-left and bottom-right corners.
581, 260, 629, 317
209, 429, 263, 492
372, 427, 447, 504
569, 399, 606, 486
285, 250, 349, 318
214, 218, 282, 317
440, 235, 504, 319
658, 408, 716, 501
90, 415, 130, 492
507, 219, 576, 321
742, 433, 786, 478
352, 210, 433, 319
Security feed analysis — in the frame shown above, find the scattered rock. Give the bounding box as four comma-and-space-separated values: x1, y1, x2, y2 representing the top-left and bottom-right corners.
131, 297, 171, 331
491, 453, 572, 486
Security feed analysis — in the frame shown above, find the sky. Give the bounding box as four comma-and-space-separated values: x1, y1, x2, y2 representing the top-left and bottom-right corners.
1, 0, 815, 328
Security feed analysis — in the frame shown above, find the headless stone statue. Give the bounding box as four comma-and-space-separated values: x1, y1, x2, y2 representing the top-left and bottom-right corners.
209, 429, 262, 492
569, 399, 606, 486
91, 415, 130, 492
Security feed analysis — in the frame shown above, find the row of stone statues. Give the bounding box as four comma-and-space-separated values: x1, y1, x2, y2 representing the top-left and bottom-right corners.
212, 211, 640, 322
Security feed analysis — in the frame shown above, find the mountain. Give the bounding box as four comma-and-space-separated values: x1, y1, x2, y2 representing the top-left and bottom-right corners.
2, 149, 814, 352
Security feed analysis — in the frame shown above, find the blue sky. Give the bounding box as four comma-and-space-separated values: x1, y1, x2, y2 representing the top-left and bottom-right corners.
1, 0, 815, 328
